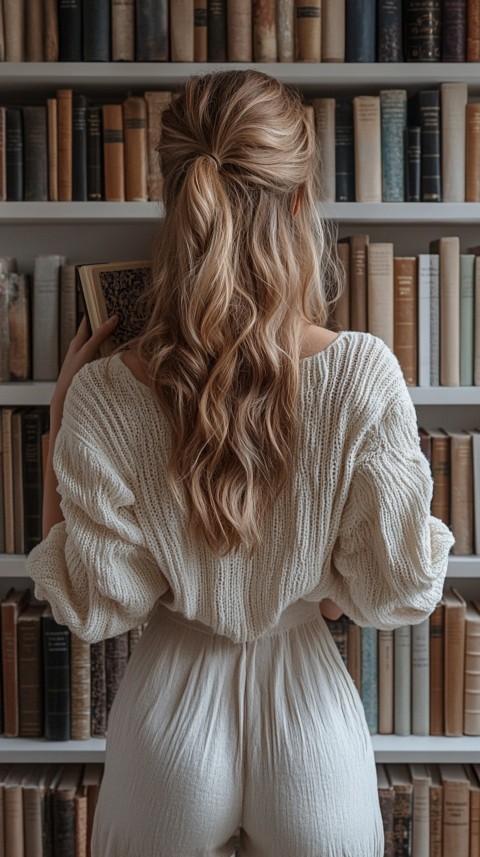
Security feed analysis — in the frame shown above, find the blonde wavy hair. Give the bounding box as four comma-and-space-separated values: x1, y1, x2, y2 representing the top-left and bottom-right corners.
129, 69, 342, 557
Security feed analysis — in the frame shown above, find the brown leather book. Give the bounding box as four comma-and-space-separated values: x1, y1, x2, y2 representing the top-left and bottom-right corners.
313, 97, 336, 202
346, 618, 361, 693
11, 410, 24, 554
277, 0, 294, 61
47, 98, 58, 201
393, 256, 418, 386
81, 764, 104, 857
443, 587, 467, 737
0, 1, 4, 59
170, 0, 194, 60
90, 639, 107, 737
253, 0, 277, 61
464, 763, 480, 857
353, 95, 382, 202
112, 0, 135, 61
428, 764, 443, 857
384, 764, 413, 856
123, 96, 148, 202
378, 629, 394, 734
409, 764, 432, 856
228, 0, 252, 60
102, 104, 125, 202
376, 764, 395, 856
18, 604, 44, 738
466, 103, 480, 202
349, 234, 369, 332
53, 765, 84, 856
1, 588, 31, 737
322, 0, 344, 61
367, 242, 394, 350
464, 602, 480, 736
448, 430, 474, 555
295, 0, 321, 61
57, 89, 73, 202
429, 601, 445, 736
468, 0, 480, 60
43, 0, 59, 60
26, 0, 44, 59
194, 0, 208, 61
331, 242, 350, 331
144, 91, 171, 202
8, 272, 30, 381
428, 428, 450, 526
440, 765, 470, 854
3, 0, 25, 60
430, 236, 460, 386
0, 107, 6, 201
70, 633, 91, 740
2, 408, 15, 554
75, 790, 88, 856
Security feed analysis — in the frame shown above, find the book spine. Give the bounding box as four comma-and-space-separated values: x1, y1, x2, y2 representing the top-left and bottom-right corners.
33, 255, 65, 381
112, 0, 135, 61
353, 95, 382, 202
22, 411, 44, 553
47, 99, 58, 201
90, 639, 107, 736
466, 103, 480, 201
102, 104, 125, 202
418, 90, 441, 202
380, 89, 407, 202
411, 774, 430, 857
350, 234, 369, 332
0, 109, 6, 202
170, 0, 194, 61
476, 257, 480, 386
405, 0, 442, 61
442, 774, 470, 853
378, 0, 403, 61
1, 602, 20, 736
367, 242, 394, 350
43, 0, 59, 61
42, 615, 71, 741
378, 785, 395, 855
437, 236, 460, 386
429, 254, 440, 386
417, 255, 432, 386
8, 273, 30, 382
464, 614, 480, 735
194, 0, 208, 61
441, 83, 468, 202
123, 96, 148, 202
18, 616, 43, 737
378, 629, 394, 734
72, 93, 88, 202
0, 0, 4, 60
75, 793, 88, 857
405, 126, 421, 202
2, 409, 15, 554
459, 254, 475, 386
208, 0, 227, 61
394, 256, 418, 385
313, 98, 336, 203
26, 0, 44, 60
442, 0, 467, 60
229, 0, 253, 61
86, 106, 103, 201
411, 618, 430, 736
145, 92, 171, 201
276, 0, 295, 61
429, 602, 445, 735
429, 780, 443, 856
295, 0, 321, 62
53, 791, 76, 855
58, 0, 82, 61
467, 0, 480, 59
322, 0, 344, 61
3, 0, 25, 60
472, 432, 480, 554
11, 412, 24, 554
60, 264, 77, 363
345, 0, 376, 61
70, 634, 91, 740
335, 100, 355, 202
6, 109, 23, 202
22, 106, 48, 202
394, 625, 412, 735
450, 436, 474, 556
360, 626, 378, 734
57, 89, 73, 202
444, 593, 467, 735
135, 0, 169, 61
253, 0, 277, 61
83, 0, 111, 60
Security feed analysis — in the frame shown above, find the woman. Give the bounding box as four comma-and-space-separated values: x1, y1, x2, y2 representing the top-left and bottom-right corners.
27, 70, 454, 856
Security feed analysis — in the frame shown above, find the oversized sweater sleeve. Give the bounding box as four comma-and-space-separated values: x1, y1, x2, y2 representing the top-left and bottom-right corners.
25, 400, 169, 644
325, 356, 455, 631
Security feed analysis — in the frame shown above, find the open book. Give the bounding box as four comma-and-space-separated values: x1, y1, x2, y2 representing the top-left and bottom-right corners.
76, 260, 152, 357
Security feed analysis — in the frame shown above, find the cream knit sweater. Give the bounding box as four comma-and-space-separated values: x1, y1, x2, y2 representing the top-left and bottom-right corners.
26, 330, 455, 644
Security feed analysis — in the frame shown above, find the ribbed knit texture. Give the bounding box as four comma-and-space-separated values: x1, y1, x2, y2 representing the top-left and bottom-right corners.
26, 330, 455, 645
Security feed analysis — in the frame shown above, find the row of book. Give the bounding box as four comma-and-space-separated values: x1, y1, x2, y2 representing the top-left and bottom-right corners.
1, 588, 146, 741
0, 762, 479, 857
325, 588, 480, 738
330, 236, 480, 388
316, 84, 480, 203
2, 0, 480, 64
0, 90, 171, 203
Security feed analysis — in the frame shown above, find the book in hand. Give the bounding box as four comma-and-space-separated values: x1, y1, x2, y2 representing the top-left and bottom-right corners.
75, 260, 152, 357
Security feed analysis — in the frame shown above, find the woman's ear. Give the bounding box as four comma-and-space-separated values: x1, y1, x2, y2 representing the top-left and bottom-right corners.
291, 186, 304, 217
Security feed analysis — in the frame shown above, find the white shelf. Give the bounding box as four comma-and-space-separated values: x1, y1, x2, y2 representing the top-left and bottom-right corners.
0, 738, 106, 763
2, 201, 480, 223
371, 735, 480, 762
0, 383, 55, 406
1, 62, 480, 91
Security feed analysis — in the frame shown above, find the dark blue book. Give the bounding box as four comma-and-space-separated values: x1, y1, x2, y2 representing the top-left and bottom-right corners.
58, 0, 82, 61
410, 90, 442, 201
346, 0, 377, 61
378, 0, 403, 61
335, 101, 355, 202
442, 0, 467, 60
405, 127, 421, 202
136, 0, 169, 60
42, 606, 70, 741
83, 0, 111, 61
405, 0, 442, 61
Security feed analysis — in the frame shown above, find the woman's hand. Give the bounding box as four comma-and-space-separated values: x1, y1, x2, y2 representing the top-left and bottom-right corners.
319, 598, 344, 621
51, 315, 118, 423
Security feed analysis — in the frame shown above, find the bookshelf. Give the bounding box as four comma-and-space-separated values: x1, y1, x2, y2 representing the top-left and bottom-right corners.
0, 61, 479, 765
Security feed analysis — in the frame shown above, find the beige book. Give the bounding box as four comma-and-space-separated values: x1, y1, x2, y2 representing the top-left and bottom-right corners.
103, 104, 125, 202
59, 264, 77, 364
170, 0, 194, 60
4, 0, 25, 61
443, 587, 467, 737
112, 0, 135, 61
439, 764, 470, 856
253, 0, 277, 61
430, 236, 460, 386
26, 0, 43, 59
295, 0, 321, 61
349, 234, 369, 332
229, 0, 253, 61
441, 83, 468, 203
70, 633, 91, 741
47, 98, 58, 202
466, 103, 480, 202
428, 764, 443, 857
313, 98, 335, 202
393, 256, 418, 386
0, 108, 6, 201
144, 91, 172, 202
448, 430, 474, 556
276, 0, 294, 61
4, 765, 31, 856
412, 619, 430, 736
43, 0, 59, 61
464, 764, 480, 857
75, 791, 88, 857
22, 765, 58, 857
469, 429, 480, 554
57, 89, 73, 202
367, 243, 394, 351
409, 764, 432, 857
194, 0, 207, 62
123, 96, 148, 202
464, 601, 480, 736
378, 629, 394, 734
353, 96, 382, 202
322, 0, 344, 61
331, 242, 349, 330
429, 600, 445, 736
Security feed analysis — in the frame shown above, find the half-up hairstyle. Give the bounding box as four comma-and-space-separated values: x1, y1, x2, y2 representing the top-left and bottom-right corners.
131, 69, 341, 557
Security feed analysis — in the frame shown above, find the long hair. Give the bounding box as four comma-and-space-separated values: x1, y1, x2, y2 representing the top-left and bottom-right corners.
128, 69, 342, 557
